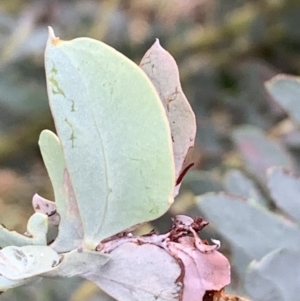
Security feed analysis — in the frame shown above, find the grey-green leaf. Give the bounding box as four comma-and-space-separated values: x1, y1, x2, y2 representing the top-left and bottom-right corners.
267, 167, 300, 223
224, 169, 267, 207
84, 242, 182, 301
266, 75, 300, 125
245, 249, 300, 301
232, 125, 294, 180
196, 193, 300, 274
39, 130, 83, 252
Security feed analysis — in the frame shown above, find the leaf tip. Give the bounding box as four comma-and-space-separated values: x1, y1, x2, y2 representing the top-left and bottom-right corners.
154, 38, 160, 45
47, 27, 61, 46
265, 74, 300, 90
264, 74, 285, 91
153, 38, 166, 52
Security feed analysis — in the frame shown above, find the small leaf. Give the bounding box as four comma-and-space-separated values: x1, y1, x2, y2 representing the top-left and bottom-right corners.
267, 167, 300, 223
39, 130, 83, 252
245, 249, 300, 301
32, 193, 60, 226
232, 125, 294, 180
84, 242, 182, 301
140, 40, 196, 196
45, 28, 175, 249
266, 75, 300, 125
196, 193, 300, 273
0, 245, 60, 280
32, 193, 56, 216
0, 213, 47, 248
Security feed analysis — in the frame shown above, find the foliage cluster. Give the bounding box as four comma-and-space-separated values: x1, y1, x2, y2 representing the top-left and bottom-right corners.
1, 1, 300, 300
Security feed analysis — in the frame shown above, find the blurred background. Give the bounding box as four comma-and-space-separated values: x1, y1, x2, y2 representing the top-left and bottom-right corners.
1, 0, 300, 300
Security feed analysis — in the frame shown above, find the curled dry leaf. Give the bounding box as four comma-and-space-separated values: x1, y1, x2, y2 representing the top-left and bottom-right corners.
140, 40, 196, 197
32, 193, 60, 226
90, 215, 230, 301
167, 237, 230, 301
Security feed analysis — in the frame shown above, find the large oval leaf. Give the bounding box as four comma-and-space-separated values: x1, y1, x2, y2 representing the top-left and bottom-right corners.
45, 28, 175, 249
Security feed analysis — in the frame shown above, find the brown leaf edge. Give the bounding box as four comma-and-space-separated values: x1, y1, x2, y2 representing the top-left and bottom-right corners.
204, 289, 251, 301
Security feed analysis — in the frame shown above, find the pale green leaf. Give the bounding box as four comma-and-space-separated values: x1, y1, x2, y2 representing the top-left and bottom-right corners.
45, 28, 175, 249
39, 130, 83, 252
0, 213, 47, 248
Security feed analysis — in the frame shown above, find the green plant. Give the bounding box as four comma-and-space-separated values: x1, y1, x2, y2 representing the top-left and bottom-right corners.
0, 28, 237, 301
